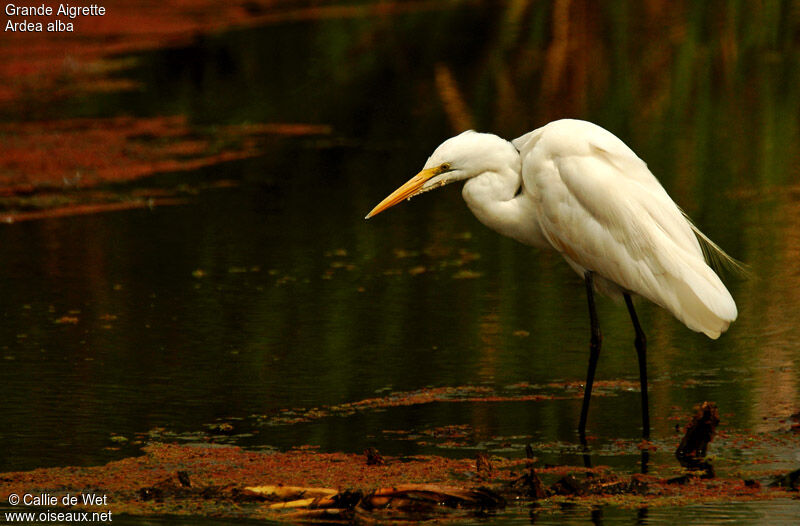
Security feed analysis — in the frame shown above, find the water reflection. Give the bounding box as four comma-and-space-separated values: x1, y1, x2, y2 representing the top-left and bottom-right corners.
0, 1, 799, 523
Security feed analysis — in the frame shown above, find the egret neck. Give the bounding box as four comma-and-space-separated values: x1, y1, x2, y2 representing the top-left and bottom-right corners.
461, 165, 549, 248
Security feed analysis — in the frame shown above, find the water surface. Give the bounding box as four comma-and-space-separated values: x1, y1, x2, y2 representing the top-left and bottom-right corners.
1, 2, 798, 524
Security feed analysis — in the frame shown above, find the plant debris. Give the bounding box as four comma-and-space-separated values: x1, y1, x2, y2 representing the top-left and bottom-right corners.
253, 382, 636, 427
364, 447, 385, 466
769, 468, 800, 491
676, 401, 720, 478
0, 436, 796, 523
0, 117, 331, 221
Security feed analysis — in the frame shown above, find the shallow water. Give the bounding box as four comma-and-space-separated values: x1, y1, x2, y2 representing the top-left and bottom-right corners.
1, 2, 799, 524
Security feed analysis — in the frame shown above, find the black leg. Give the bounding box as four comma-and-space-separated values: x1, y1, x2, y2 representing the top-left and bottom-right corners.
578, 271, 602, 440
624, 293, 650, 474
624, 293, 650, 440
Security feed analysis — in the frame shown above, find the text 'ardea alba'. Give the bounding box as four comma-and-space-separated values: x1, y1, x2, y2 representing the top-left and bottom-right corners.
366, 119, 738, 440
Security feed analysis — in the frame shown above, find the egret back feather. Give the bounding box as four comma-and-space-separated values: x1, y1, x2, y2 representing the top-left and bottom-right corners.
515, 120, 737, 339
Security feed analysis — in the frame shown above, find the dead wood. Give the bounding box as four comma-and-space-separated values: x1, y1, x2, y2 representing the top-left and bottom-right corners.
550, 474, 588, 496
268, 497, 317, 509
176, 470, 191, 487
676, 401, 719, 477
243, 484, 338, 502
510, 454, 548, 500
252, 482, 504, 520
769, 468, 800, 491
511, 470, 548, 499
364, 447, 385, 465
368, 483, 504, 507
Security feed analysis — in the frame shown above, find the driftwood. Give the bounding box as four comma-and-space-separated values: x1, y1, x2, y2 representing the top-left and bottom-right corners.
268, 497, 318, 509
366, 484, 504, 508
509, 443, 547, 499
547, 473, 650, 497
676, 401, 719, 477
364, 447, 385, 466
246, 404, 731, 518
769, 468, 800, 491
510, 461, 547, 498
243, 484, 338, 502
176, 470, 191, 488
255, 482, 505, 520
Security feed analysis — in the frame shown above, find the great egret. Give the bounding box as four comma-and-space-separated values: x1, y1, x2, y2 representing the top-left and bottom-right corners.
366, 119, 738, 440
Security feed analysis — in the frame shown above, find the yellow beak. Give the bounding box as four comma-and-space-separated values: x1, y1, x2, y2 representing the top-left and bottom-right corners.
365, 167, 440, 219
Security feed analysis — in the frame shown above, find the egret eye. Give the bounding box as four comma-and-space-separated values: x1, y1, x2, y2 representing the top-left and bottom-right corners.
440, 163, 451, 172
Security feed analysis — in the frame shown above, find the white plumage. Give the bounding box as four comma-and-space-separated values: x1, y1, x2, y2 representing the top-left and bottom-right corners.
368, 119, 737, 338
513, 120, 737, 338
366, 118, 739, 438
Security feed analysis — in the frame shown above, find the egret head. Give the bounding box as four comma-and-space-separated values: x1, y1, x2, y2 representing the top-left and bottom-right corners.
365, 131, 518, 219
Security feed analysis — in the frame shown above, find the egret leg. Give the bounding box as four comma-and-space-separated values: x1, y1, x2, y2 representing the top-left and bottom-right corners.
624, 293, 651, 474
578, 271, 602, 440
623, 293, 650, 439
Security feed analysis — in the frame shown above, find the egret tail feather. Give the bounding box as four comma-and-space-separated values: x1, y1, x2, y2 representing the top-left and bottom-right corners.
682, 212, 749, 278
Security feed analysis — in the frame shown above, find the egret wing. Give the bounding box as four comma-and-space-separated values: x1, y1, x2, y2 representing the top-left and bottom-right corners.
517, 121, 737, 338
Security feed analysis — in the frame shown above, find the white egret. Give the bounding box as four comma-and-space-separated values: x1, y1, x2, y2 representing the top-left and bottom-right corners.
366, 119, 738, 439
